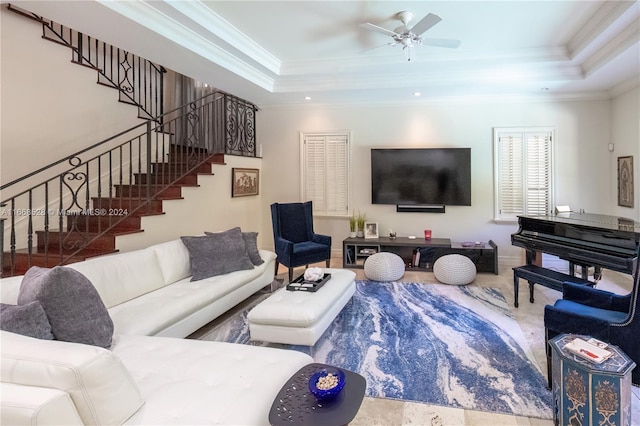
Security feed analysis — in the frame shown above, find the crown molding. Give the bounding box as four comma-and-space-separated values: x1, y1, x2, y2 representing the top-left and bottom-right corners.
164, 1, 281, 75
567, 0, 637, 60
97, 0, 276, 92
582, 17, 640, 77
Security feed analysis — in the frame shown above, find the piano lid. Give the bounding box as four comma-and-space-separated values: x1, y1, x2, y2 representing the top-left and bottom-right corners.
521, 213, 640, 234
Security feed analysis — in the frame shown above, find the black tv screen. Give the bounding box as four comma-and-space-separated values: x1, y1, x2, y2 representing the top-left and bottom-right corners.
371, 148, 471, 206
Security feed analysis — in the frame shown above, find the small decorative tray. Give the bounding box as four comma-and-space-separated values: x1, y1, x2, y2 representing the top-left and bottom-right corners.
286, 273, 331, 292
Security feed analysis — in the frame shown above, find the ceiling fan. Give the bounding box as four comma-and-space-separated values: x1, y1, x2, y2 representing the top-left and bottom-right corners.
360, 11, 461, 61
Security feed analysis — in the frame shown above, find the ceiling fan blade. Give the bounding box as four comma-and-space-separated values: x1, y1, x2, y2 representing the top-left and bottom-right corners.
360, 22, 398, 37
410, 13, 442, 36
360, 42, 397, 54
422, 38, 461, 49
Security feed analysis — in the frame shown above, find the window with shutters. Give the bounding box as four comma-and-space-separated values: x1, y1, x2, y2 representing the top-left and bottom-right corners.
493, 127, 554, 221
301, 131, 350, 216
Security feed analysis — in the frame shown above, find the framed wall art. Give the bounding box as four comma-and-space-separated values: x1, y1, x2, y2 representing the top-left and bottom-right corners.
232, 168, 259, 197
617, 156, 633, 208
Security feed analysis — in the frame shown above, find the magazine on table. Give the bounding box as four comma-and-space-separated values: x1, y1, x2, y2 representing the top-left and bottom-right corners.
564, 337, 613, 364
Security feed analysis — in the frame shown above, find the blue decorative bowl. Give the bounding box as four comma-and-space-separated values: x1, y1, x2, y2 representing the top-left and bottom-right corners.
308, 368, 346, 401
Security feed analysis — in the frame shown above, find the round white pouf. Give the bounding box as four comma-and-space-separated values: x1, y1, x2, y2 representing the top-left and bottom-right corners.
364, 252, 405, 282
433, 254, 477, 285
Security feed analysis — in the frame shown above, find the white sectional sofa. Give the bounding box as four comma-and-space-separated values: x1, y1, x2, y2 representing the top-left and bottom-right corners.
0, 236, 315, 425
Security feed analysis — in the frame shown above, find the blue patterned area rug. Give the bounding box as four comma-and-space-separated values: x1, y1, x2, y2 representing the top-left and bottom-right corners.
197, 281, 552, 419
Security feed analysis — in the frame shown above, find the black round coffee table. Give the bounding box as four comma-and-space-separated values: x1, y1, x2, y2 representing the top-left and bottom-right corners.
269, 363, 366, 426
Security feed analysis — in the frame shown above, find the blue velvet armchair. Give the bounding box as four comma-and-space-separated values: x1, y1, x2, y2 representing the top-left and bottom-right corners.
270, 202, 332, 283
544, 247, 640, 386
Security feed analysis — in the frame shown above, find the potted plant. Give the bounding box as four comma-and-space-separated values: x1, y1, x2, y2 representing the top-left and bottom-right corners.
348, 215, 357, 238
355, 211, 367, 238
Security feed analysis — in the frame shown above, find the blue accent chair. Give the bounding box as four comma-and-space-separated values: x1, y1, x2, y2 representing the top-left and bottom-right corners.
544, 246, 640, 386
270, 202, 332, 283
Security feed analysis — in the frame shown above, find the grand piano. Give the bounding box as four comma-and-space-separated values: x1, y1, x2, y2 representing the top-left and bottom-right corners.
510, 212, 640, 307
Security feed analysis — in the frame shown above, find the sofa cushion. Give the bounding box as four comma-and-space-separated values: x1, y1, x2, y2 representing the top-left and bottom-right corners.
0, 382, 83, 425
17, 266, 113, 348
108, 264, 265, 336
67, 248, 165, 308
0, 301, 54, 340
1, 331, 144, 425
151, 238, 192, 285
111, 334, 313, 425
181, 227, 254, 281
0, 275, 22, 304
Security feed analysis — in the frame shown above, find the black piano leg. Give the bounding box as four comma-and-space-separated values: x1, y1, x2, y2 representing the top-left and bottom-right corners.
513, 275, 519, 308
529, 281, 535, 303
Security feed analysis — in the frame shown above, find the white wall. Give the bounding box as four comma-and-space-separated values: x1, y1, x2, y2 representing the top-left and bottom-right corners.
115, 155, 264, 251
258, 98, 615, 263
0, 8, 143, 192
610, 86, 640, 221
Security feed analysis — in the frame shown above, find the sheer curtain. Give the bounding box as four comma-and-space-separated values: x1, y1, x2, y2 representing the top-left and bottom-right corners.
163, 70, 223, 153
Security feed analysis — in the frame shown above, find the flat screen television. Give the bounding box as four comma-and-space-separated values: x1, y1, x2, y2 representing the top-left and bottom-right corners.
371, 148, 471, 206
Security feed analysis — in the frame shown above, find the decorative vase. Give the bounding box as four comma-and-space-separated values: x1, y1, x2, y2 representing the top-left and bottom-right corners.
356, 230, 364, 238
349, 231, 357, 238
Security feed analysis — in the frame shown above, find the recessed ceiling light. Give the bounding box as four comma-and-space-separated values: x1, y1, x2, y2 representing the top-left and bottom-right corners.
304, 96, 311, 100
540, 87, 549, 91
413, 92, 421, 97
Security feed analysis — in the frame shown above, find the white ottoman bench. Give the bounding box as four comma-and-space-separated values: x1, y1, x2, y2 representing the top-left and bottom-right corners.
247, 268, 356, 346
433, 254, 477, 285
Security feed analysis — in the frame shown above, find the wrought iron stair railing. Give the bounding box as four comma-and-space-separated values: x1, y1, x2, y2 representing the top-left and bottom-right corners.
7, 3, 166, 121
1, 91, 258, 277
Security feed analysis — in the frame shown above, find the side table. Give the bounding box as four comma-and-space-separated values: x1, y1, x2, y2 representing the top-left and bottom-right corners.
549, 334, 636, 426
269, 363, 366, 426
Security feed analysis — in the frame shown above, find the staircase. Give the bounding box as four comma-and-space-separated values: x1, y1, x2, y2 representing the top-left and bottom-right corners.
2, 145, 225, 277
1, 5, 259, 277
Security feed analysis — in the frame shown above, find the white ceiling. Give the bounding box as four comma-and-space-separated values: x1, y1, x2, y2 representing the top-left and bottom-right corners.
11, 1, 640, 107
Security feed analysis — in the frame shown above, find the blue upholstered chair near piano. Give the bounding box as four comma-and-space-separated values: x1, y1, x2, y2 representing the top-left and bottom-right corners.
270, 201, 332, 283
544, 244, 640, 386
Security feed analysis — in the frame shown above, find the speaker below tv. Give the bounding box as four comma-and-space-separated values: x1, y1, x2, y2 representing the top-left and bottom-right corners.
397, 204, 446, 213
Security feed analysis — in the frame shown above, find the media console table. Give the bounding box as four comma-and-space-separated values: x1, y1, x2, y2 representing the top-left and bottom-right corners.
342, 237, 498, 274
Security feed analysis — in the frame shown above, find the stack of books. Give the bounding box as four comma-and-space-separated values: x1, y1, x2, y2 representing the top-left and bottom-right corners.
564, 337, 613, 364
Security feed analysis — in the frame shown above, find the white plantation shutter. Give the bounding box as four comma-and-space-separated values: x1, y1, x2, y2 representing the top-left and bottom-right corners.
302, 132, 350, 216
494, 128, 553, 221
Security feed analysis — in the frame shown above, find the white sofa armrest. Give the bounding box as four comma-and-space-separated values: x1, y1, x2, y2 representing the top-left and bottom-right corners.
1, 331, 144, 425
0, 382, 83, 426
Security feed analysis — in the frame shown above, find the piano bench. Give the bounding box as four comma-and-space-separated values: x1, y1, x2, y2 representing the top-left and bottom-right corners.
512, 264, 595, 308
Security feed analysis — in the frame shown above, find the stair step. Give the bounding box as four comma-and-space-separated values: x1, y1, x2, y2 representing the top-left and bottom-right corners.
114, 184, 183, 198
151, 161, 213, 174
166, 153, 225, 165
36, 230, 117, 251
67, 213, 142, 233
2, 248, 118, 277
134, 173, 199, 185
91, 197, 166, 214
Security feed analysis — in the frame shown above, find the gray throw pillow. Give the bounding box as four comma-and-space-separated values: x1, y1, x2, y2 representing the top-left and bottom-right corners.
206, 230, 264, 266
0, 301, 54, 340
182, 227, 254, 281
242, 232, 264, 266
17, 266, 114, 348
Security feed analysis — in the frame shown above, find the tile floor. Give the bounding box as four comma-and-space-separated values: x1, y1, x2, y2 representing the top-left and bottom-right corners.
273, 257, 639, 426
